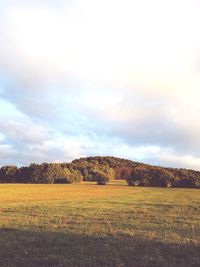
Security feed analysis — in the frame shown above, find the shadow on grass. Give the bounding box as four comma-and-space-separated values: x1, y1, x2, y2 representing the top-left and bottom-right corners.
0, 228, 199, 267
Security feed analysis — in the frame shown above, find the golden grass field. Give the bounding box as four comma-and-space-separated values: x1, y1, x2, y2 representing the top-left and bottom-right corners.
0, 181, 200, 267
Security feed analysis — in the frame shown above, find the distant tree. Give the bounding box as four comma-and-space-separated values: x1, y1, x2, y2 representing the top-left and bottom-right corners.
18, 167, 32, 183
114, 167, 133, 180
91, 170, 110, 185
0, 156, 200, 188
103, 167, 116, 180
126, 166, 151, 186
69, 169, 83, 183
126, 166, 175, 188
0, 166, 18, 183
173, 178, 199, 188
54, 167, 72, 184
149, 168, 174, 188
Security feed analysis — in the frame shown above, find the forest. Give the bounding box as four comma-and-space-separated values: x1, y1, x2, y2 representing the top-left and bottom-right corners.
0, 156, 200, 188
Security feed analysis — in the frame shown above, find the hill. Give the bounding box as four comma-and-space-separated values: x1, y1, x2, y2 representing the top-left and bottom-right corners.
0, 156, 200, 188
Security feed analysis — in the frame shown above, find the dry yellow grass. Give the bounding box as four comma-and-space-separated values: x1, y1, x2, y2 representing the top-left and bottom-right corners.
0, 182, 200, 266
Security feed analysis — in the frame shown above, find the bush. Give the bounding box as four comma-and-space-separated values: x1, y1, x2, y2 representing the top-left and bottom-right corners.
92, 170, 110, 185
173, 178, 199, 188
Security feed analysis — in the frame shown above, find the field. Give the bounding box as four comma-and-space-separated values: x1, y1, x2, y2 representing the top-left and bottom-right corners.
0, 182, 200, 267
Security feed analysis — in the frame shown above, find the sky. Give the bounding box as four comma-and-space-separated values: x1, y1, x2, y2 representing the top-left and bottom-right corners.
0, 0, 200, 169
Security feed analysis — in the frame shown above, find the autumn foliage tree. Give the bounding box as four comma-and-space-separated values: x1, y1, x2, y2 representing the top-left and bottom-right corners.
126, 166, 175, 188
93, 170, 110, 185
0, 156, 200, 188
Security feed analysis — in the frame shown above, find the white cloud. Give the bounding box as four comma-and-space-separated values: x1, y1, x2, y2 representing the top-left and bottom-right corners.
1, 0, 200, 83
0, 0, 200, 168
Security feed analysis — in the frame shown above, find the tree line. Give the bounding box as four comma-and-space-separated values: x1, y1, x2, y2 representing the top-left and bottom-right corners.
0, 156, 200, 188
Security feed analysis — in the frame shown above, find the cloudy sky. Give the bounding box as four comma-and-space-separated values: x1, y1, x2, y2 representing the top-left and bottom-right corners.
0, 0, 200, 169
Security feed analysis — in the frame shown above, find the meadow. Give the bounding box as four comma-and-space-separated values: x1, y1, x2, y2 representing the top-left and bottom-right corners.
0, 181, 200, 267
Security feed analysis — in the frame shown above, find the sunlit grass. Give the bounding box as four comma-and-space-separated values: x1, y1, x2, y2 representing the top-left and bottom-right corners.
0, 182, 200, 266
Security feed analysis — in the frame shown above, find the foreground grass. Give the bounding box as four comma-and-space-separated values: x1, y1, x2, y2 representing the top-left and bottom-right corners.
0, 182, 200, 267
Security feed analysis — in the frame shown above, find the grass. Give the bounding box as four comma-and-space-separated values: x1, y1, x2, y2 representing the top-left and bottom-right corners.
0, 181, 200, 267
